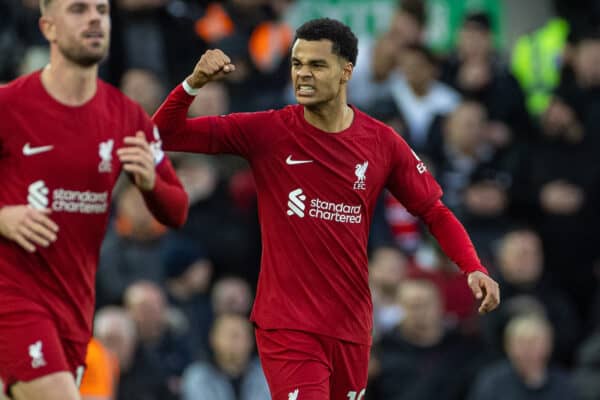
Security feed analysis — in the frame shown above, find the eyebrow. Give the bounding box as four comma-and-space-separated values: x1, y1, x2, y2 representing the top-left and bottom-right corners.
291, 57, 329, 64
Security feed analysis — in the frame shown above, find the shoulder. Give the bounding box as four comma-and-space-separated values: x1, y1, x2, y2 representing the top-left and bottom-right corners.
353, 106, 395, 136
0, 72, 39, 104
430, 82, 460, 107
183, 361, 219, 381
476, 361, 514, 386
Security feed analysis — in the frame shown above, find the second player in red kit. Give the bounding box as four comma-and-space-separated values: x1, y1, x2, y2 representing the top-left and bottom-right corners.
154, 18, 500, 400
0, 0, 188, 399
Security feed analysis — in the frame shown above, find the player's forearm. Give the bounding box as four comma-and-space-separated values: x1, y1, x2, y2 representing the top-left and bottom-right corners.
142, 161, 188, 228
152, 84, 215, 153
420, 200, 488, 275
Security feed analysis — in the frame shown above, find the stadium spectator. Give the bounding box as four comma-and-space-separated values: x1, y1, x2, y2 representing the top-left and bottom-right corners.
441, 12, 532, 145
481, 229, 581, 363
469, 314, 577, 400
95, 305, 174, 400
369, 246, 408, 338
124, 281, 193, 397
181, 313, 270, 400
211, 276, 254, 317
120, 68, 165, 116
426, 100, 517, 259
162, 235, 214, 359
368, 279, 486, 400
79, 338, 119, 400
96, 184, 169, 307
389, 44, 460, 152
573, 331, 600, 400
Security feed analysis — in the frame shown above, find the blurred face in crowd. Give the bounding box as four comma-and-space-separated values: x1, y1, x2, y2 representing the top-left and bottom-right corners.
95, 308, 138, 371
389, 10, 423, 46
446, 101, 486, 155
291, 39, 352, 108
211, 277, 253, 315
398, 280, 443, 344
458, 23, 492, 61
401, 48, 436, 94
574, 38, 600, 87
121, 69, 164, 116
188, 82, 230, 117
176, 156, 218, 204
40, 0, 111, 67
125, 282, 167, 343
498, 230, 543, 285
369, 247, 408, 296
505, 316, 553, 382
210, 314, 254, 375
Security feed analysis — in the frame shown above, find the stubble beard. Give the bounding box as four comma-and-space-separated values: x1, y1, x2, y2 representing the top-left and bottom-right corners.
58, 39, 109, 68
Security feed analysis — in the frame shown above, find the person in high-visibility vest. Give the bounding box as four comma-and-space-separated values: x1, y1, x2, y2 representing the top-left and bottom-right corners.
511, 18, 570, 116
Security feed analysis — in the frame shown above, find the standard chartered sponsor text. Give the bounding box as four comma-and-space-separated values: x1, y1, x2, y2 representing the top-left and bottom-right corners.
52, 189, 108, 214
309, 198, 362, 224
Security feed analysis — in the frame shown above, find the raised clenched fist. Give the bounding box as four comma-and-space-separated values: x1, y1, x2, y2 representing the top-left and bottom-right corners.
186, 49, 236, 89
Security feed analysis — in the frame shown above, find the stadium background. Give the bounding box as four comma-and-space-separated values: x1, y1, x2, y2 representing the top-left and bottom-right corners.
1, 0, 600, 398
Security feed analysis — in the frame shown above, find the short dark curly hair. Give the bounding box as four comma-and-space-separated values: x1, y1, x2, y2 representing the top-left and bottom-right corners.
294, 18, 359, 65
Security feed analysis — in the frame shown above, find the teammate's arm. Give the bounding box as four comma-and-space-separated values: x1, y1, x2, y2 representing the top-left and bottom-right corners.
0, 206, 59, 252
117, 131, 188, 228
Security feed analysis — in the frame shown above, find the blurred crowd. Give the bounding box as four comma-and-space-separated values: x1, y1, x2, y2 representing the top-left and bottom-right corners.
2, 0, 600, 399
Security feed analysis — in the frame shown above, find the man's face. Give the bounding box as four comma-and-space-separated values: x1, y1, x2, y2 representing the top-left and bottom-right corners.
43, 0, 111, 67
291, 39, 350, 108
401, 49, 435, 90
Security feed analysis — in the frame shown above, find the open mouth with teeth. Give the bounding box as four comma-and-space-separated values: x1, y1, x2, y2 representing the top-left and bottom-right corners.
297, 85, 316, 96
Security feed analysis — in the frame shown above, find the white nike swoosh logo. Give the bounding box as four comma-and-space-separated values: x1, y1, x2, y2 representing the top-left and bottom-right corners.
23, 143, 54, 156
286, 155, 313, 165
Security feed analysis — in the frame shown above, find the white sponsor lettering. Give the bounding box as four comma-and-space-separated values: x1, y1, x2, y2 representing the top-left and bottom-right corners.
27, 181, 108, 214
286, 188, 362, 224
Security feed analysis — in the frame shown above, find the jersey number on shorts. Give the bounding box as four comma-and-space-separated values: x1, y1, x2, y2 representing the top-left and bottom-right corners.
347, 389, 366, 400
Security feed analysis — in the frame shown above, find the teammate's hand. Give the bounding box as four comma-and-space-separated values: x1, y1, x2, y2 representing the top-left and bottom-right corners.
117, 131, 156, 191
0, 205, 59, 253
186, 49, 236, 89
467, 271, 500, 314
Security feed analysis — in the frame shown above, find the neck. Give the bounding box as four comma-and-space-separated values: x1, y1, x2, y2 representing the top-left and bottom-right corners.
216, 356, 246, 377
40, 53, 98, 106
303, 95, 354, 133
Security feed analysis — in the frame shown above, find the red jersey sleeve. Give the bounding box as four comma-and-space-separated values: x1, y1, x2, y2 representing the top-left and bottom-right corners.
420, 200, 488, 275
152, 84, 273, 159
384, 129, 487, 275
134, 106, 188, 228
385, 130, 442, 215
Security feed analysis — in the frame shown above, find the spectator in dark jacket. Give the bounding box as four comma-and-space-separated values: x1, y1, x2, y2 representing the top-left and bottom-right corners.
470, 314, 578, 400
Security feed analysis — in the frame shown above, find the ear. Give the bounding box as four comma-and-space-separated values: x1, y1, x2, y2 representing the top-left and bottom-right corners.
340, 62, 354, 84
39, 15, 57, 43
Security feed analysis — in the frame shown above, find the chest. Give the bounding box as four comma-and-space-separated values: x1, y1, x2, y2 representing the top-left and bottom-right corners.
3, 103, 123, 189
268, 129, 387, 196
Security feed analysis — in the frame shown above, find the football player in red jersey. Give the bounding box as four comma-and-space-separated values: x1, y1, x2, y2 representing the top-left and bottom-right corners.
0, 0, 188, 399
154, 18, 499, 400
